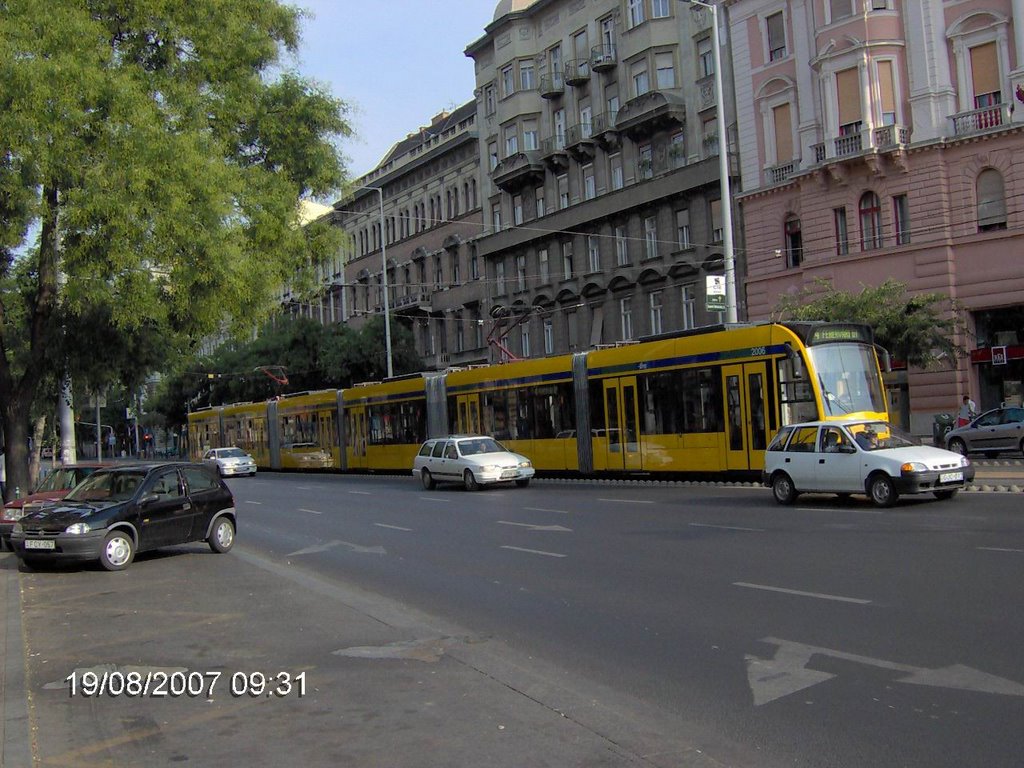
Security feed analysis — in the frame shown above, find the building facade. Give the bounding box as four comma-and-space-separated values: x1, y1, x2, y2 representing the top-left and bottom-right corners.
464, 0, 741, 360
729, 0, 1024, 433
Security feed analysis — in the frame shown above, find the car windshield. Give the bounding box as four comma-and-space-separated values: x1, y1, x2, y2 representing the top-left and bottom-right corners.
219, 448, 247, 458
848, 421, 918, 451
65, 471, 146, 503
34, 467, 83, 493
458, 438, 505, 456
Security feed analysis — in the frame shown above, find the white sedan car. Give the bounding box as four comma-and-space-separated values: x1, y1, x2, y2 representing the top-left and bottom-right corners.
202, 447, 257, 477
413, 436, 535, 491
762, 420, 974, 508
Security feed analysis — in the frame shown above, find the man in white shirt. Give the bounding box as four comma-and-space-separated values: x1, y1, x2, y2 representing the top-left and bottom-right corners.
957, 395, 977, 427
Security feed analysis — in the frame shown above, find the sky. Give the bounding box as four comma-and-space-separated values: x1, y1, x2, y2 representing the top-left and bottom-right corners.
291, 1, 500, 179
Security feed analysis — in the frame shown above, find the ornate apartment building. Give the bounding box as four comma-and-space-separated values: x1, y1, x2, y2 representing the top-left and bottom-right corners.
464, 0, 741, 359
729, 0, 1024, 432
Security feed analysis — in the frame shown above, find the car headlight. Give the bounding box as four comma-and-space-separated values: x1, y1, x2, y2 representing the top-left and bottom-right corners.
65, 522, 92, 535
518, 461, 532, 468
482, 465, 502, 472
901, 462, 928, 474
12, 522, 23, 533
959, 456, 971, 468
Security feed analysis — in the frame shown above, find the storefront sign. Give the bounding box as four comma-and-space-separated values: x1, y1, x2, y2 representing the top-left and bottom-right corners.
992, 345, 1008, 365
706, 275, 726, 313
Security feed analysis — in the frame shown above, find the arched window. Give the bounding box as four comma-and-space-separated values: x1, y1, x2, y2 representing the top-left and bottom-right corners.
784, 215, 803, 268
859, 192, 882, 250
977, 168, 1007, 231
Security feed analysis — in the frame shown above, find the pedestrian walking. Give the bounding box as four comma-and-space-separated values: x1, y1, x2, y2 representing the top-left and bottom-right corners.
957, 395, 977, 427
0, 445, 6, 500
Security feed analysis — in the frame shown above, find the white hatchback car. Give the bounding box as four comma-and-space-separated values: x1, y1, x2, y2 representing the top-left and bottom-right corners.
202, 447, 257, 477
413, 436, 535, 491
762, 420, 974, 508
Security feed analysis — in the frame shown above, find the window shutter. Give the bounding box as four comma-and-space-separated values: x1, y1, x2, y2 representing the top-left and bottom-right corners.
877, 60, 896, 116
773, 103, 793, 162
977, 169, 1006, 228
836, 68, 862, 126
970, 43, 999, 97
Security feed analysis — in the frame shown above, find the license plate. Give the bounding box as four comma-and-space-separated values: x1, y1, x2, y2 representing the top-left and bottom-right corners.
25, 539, 55, 550
939, 471, 963, 483
501, 470, 517, 479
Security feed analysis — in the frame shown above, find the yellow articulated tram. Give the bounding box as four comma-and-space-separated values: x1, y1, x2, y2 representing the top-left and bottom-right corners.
188, 321, 889, 478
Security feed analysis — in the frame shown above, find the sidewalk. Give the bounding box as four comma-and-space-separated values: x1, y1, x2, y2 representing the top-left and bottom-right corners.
1, 557, 31, 768
2, 546, 730, 768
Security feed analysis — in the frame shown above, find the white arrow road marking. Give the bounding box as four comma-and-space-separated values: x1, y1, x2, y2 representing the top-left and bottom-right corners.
349, 490, 372, 495
597, 498, 653, 504
298, 508, 321, 515
524, 506, 569, 514
690, 523, 765, 532
287, 539, 386, 557
978, 546, 1024, 553
245, 500, 263, 505
734, 582, 871, 604
375, 523, 413, 532
746, 637, 1024, 706
497, 521, 572, 532
500, 546, 567, 558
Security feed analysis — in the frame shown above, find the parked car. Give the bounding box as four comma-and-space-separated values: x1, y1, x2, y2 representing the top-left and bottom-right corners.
202, 446, 257, 477
1, 463, 104, 550
413, 436, 535, 491
944, 406, 1024, 458
9, 463, 236, 571
762, 419, 974, 508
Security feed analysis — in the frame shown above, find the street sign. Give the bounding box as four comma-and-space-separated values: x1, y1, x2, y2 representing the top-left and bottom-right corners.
992, 345, 1008, 365
706, 275, 726, 313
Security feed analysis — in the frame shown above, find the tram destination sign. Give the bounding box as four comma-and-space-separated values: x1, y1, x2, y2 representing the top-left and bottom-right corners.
805, 324, 872, 346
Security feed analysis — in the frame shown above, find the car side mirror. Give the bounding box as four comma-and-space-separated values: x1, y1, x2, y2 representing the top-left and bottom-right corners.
139, 493, 160, 506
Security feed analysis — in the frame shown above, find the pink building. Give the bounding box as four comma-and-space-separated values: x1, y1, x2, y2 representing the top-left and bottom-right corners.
728, 0, 1024, 435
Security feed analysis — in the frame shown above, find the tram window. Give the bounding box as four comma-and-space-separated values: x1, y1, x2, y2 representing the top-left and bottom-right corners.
515, 388, 534, 439
777, 357, 817, 424
483, 391, 511, 439
588, 382, 606, 431
528, 383, 575, 439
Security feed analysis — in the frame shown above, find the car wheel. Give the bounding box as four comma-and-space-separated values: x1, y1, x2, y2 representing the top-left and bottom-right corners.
934, 489, 958, 500
100, 530, 135, 571
464, 470, 480, 492
208, 517, 235, 554
771, 472, 798, 505
868, 474, 898, 508
515, 478, 531, 488
948, 438, 967, 456
420, 469, 436, 490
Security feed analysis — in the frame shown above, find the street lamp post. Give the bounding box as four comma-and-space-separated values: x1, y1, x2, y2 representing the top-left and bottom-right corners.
680, 0, 738, 323
354, 185, 394, 377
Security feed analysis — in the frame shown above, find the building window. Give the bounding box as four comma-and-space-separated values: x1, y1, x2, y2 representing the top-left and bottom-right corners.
557, 174, 569, 209
644, 216, 658, 260
523, 119, 539, 151
638, 142, 653, 180
669, 131, 685, 167
495, 259, 506, 295
583, 163, 596, 200
451, 252, 461, 284
501, 64, 514, 98
562, 241, 574, 278
773, 103, 793, 164
698, 38, 714, 79
543, 317, 554, 354
859, 191, 882, 250
567, 310, 578, 349
620, 297, 633, 340
434, 255, 443, 288
484, 84, 496, 116
519, 60, 535, 91
977, 168, 1007, 231
655, 52, 675, 89
539, 248, 549, 283
456, 315, 465, 353
834, 207, 849, 255
710, 199, 723, 242
893, 194, 910, 245
588, 235, 601, 272
681, 283, 696, 330
970, 42, 1001, 109
652, 0, 670, 18
615, 225, 629, 265
631, 60, 649, 97
488, 141, 498, 171
767, 12, 786, 61
784, 215, 803, 268
513, 194, 523, 225
836, 67, 863, 135
470, 249, 479, 280
877, 60, 897, 125
504, 124, 518, 156
535, 185, 545, 218
516, 254, 527, 291
828, 0, 853, 23
610, 153, 624, 190
628, 0, 645, 28
649, 290, 663, 335
521, 324, 531, 358
491, 203, 502, 231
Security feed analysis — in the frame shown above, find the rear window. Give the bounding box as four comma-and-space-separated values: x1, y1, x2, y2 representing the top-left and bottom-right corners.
183, 466, 220, 493
767, 427, 794, 452
431, 441, 447, 458
786, 427, 819, 452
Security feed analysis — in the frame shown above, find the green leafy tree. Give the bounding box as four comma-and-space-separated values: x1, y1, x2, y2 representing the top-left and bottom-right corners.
0, 0, 351, 498
774, 278, 966, 367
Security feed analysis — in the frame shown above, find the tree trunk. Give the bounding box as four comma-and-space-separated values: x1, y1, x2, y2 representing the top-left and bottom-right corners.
1, 400, 32, 503
30, 415, 47, 488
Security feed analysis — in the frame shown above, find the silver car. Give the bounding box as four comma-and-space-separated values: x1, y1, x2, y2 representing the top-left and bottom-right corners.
945, 406, 1024, 458
413, 436, 535, 491
202, 447, 257, 477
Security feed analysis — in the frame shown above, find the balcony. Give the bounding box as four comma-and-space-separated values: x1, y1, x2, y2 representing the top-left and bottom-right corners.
539, 72, 564, 99
951, 103, 1009, 136
764, 161, 797, 186
540, 134, 569, 171
491, 150, 545, 192
564, 58, 590, 87
873, 123, 910, 148
590, 44, 617, 73
565, 122, 595, 160
591, 111, 620, 149
811, 123, 910, 164
390, 289, 431, 315
614, 91, 686, 141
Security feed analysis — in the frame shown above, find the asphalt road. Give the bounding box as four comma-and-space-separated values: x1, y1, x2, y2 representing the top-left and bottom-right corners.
228, 473, 1024, 768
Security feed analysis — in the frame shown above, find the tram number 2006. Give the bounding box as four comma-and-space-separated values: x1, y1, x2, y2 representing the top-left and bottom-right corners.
749, 347, 767, 357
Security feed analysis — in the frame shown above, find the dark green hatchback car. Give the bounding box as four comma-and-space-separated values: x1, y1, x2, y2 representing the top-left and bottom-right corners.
10, 463, 236, 571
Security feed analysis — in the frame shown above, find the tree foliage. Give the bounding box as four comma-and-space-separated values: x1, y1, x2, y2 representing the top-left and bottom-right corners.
0, 0, 351, 498
774, 278, 966, 368
149, 316, 422, 431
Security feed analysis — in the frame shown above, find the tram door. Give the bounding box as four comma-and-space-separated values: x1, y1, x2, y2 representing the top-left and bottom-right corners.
455, 394, 481, 435
348, 406, 368, 470
722, 362, 770, 471
602, 377, 643, 471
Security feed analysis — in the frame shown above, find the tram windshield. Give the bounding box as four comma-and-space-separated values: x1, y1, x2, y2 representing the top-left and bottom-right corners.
808, 343, 887, 417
